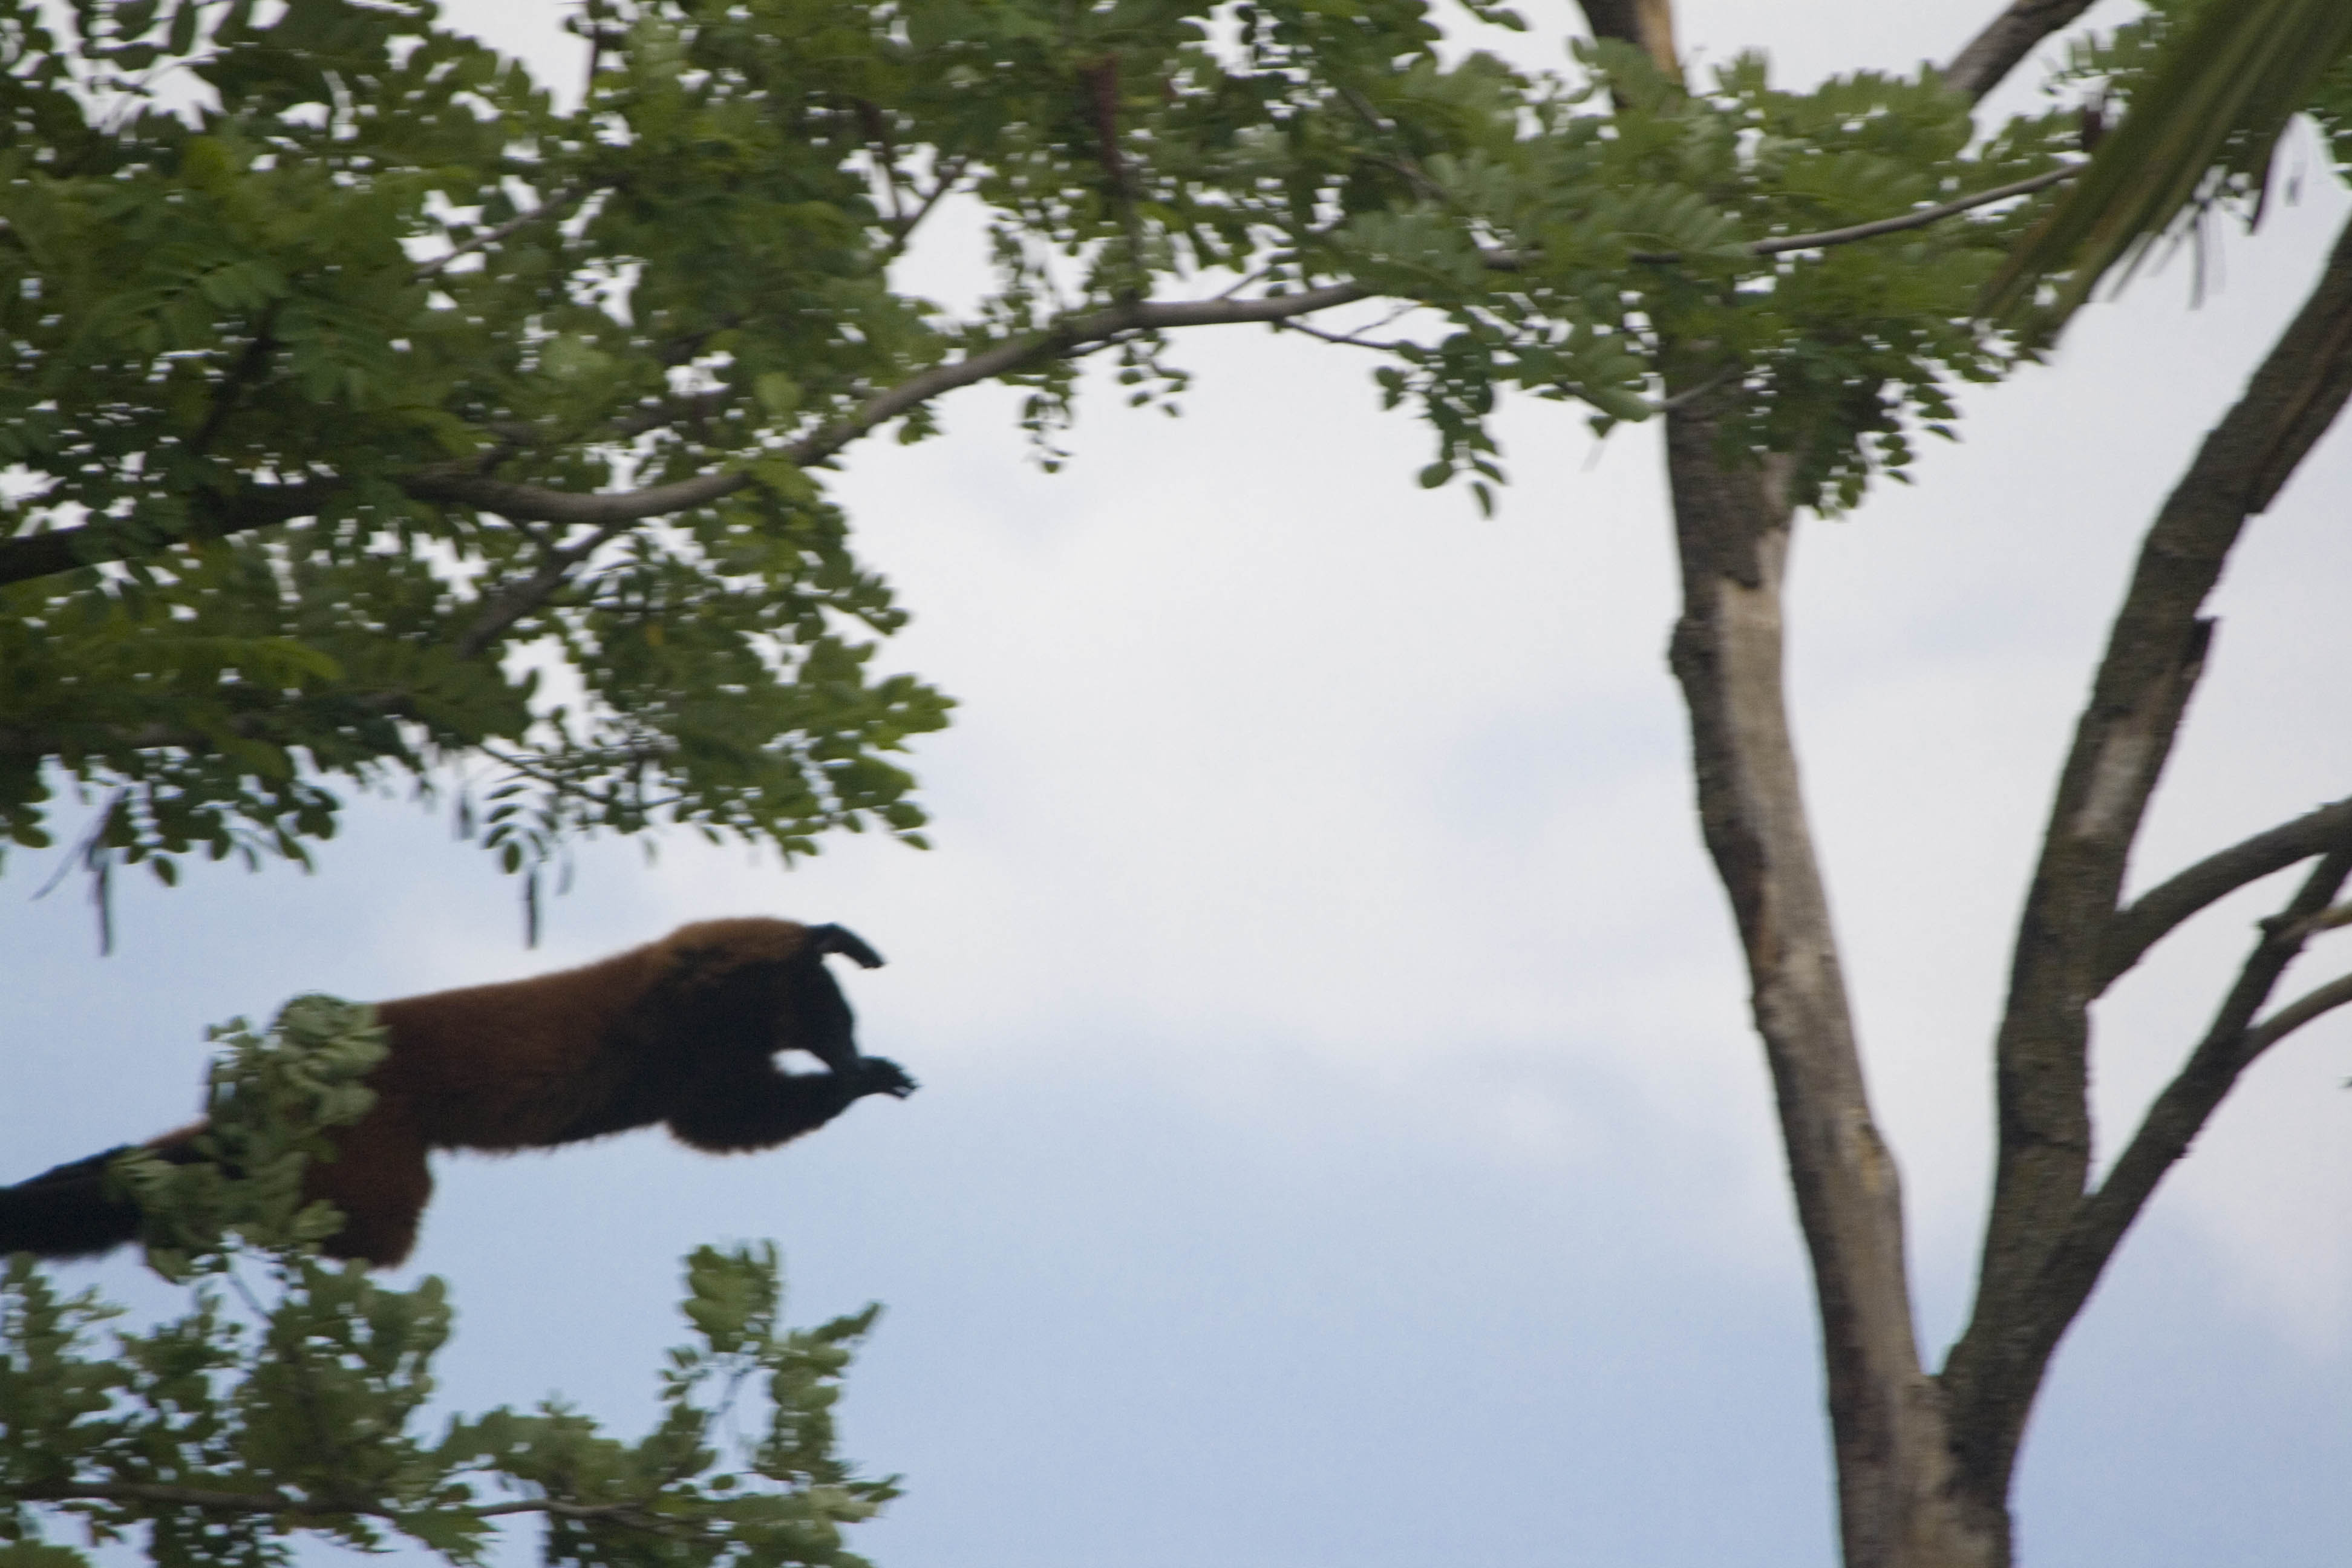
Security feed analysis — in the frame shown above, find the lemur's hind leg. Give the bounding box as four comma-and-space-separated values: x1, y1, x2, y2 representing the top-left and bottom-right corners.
302, 1106, 435, 1267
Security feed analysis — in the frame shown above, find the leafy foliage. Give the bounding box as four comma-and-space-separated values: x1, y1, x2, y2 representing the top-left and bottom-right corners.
1, 0, 954, 905
2, 0, 2104, 913
0, 999, 895, 1568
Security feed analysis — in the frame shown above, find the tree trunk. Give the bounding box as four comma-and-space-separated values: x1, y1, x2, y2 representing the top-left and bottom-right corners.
1659, 397, 1999, 1568
1658, 208, 2352, 1564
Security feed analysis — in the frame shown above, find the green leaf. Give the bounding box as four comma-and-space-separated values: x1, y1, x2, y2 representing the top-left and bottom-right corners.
756, 372, 805, 417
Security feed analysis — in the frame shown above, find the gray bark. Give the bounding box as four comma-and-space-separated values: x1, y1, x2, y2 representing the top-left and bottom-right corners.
1938, 203, 2352, 1535
1660, 397, 1996, 1568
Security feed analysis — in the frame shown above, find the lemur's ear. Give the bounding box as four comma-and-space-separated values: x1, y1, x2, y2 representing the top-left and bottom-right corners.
806, 923, 885, 970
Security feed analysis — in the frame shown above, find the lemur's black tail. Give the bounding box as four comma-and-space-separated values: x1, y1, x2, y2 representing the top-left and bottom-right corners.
0, 1147, 144, 1260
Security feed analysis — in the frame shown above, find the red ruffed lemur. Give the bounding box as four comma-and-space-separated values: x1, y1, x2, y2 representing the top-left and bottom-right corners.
0, 918, 914, 1267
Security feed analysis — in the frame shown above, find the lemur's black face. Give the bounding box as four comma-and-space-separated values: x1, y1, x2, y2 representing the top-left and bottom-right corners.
775, 953, 861, 1075
772, 924, 884, 1074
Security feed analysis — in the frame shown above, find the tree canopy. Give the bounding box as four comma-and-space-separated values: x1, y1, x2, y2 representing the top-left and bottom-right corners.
1, 0, 2079, 929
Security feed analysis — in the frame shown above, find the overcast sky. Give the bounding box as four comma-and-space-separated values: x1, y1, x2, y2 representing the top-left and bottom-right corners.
7, 2, 2351, 1564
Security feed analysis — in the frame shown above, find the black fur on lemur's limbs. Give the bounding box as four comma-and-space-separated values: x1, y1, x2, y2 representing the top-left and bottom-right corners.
0, 919, 914, 1267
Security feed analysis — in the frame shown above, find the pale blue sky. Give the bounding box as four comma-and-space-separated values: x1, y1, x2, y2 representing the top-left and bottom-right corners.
6, 2, 2351, 1563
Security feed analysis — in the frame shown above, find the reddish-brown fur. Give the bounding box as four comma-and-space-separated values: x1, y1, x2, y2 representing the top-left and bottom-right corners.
0, 918, 913, 1268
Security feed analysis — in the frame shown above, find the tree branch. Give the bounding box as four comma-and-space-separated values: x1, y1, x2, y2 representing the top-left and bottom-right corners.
1616, 166, 2079, 266
1942, 203, 2352, 1523
15, 1478, 665, 1528
412, 181, 598, 283
452, 518, 635, 659
0, 484, 339, 590
0, 283, 1374, 598
402, 284, 1383, 546
1974, 846, 2352, 1446
419, 283, 1377, 639
0, 688, 416, 763
1943, 0, 2101, 103
1739, 166, 2076, 259
1, 151, 2083, 602
401, 163, 2074, 538
878, 154, 972, 264
2095, 794, 2352, 992
2246, 969, 2352, 1054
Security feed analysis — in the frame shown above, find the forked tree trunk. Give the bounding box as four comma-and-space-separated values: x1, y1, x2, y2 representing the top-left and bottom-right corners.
1657, 211, 2352, 1568
1587, 5, 2352, 1566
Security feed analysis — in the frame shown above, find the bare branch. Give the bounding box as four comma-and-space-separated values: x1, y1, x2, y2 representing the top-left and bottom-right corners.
408, 282, 1376, 542
1742, 166, 2076, 258
477, 743, 688, 815
2, 718, 220, 758
608, 388, 736, 441
2007, 845, 2352, 1394
1942, 200, 2352, 1534
0, 281, 1372, 614
1618, 166, 2077, 265
420, 281, 1379, 641
2096, 794, 2352, 991
1274, 312, 1415, 352
17, 1482, 301, 1513
416, 158, 2074, 535
2247, 970, 2352, 1054
1943, 0, 2100, 103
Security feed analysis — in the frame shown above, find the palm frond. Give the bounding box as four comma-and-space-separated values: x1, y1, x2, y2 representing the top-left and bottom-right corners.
1983, 0, 2352, 322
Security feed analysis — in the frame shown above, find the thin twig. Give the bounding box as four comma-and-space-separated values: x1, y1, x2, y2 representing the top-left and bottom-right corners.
849, 98, 909, 230
1653, 363, 1740, 411
14, 1478, 674, 1530
1275, 313, 1414, 351
1333, 81, 1451, 204
413, 182, 598, 283
878, 155, 973, 264
477, 743, 685, 814
2308, 901, 2352, 935
453, 520, 633, 658
1628, 165, 2079, 264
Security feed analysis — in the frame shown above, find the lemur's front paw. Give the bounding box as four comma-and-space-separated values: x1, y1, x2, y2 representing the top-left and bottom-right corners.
852, 1056, 918, 1099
